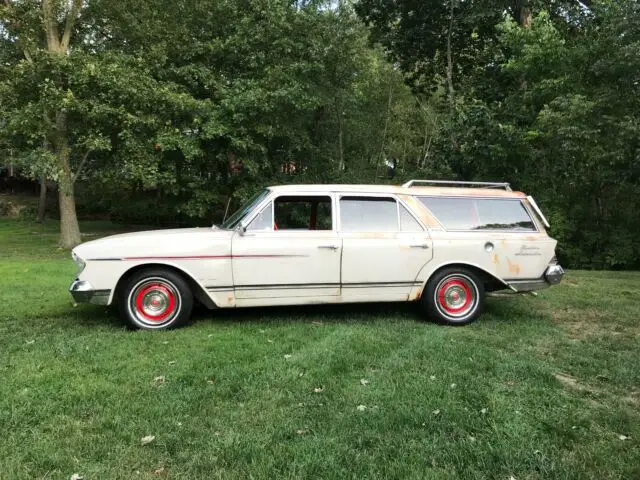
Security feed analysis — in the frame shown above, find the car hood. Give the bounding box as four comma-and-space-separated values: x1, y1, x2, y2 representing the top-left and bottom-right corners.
73, 227, 234, 260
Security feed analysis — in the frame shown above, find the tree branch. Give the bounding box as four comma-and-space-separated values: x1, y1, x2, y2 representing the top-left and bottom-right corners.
60, 0, 83, 51
72, 150, 90, 184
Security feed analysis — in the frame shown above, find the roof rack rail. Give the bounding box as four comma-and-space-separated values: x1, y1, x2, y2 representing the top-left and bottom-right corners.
401, 179, 512, 191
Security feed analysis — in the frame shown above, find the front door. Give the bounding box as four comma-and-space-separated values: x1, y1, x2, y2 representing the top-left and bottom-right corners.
338, 195, 433, 301
232, 193, 342, 301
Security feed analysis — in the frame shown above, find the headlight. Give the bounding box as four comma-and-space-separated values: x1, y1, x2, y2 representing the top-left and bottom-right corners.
72, 251, 86, 274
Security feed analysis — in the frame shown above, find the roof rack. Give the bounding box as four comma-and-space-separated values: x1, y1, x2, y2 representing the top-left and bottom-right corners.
401, 179, 512, 191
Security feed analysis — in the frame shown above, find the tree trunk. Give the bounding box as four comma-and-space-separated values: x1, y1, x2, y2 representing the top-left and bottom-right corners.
54, 113, 81, 248
516, 0, 532, 27
37, 176, 47, 223
446, 0, 456, 112
338, 115, 345, 172
58, 174, 81, 249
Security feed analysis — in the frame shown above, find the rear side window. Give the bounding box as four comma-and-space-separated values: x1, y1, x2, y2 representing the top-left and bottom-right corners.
340, 197, 398, 232
418, 197, 536, 231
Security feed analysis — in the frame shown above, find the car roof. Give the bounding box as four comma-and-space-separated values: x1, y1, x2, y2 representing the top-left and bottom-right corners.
267, 184, 526, 198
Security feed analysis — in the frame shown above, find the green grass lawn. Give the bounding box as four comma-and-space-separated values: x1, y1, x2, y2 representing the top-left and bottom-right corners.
1, 218, 638, 479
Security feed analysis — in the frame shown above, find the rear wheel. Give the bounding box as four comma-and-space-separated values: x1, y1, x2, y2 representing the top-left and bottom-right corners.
118, 268, 193, 330
422, 267, 485, 325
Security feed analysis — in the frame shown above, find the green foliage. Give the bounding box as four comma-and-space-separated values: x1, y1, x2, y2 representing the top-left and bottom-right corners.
2, 0, 638, 267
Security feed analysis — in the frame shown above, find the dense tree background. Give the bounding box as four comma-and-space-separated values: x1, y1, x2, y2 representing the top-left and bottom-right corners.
0, 0, 638, 268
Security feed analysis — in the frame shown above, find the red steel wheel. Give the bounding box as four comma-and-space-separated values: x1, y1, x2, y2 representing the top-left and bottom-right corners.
422, 267, 485, 325
119, 269, 193, 330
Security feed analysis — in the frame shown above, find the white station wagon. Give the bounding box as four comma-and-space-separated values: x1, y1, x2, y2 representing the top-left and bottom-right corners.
70, 180, 564, 330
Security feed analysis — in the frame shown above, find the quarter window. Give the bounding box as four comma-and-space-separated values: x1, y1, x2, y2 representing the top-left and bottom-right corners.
418, 197, 536, 231
340, 197, 398, 232
400, 205, 423, 231
247, 202, 273, 231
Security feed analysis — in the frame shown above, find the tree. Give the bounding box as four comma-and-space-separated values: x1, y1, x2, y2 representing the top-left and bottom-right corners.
1, 0, 85, 247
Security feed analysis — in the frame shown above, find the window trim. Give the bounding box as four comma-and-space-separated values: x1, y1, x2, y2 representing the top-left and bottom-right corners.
245, 191, 337, 233
415, 195, 539, 233
336, 193, 426, 233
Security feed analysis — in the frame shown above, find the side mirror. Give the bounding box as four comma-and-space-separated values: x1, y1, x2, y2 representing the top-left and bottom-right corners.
235, 223, 247, 236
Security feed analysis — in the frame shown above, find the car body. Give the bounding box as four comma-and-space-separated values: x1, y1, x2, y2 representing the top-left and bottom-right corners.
70, 180, 564, 329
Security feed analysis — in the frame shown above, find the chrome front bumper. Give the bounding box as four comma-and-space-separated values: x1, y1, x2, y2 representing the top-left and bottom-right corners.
506, 264, 565, 292
69, 280, 111, 305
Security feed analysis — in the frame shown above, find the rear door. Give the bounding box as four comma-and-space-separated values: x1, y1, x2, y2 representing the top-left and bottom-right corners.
338, 194, 433, 300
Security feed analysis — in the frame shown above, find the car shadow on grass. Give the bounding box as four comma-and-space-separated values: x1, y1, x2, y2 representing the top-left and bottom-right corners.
72, 295, 539, 330
194, 301, 426, 325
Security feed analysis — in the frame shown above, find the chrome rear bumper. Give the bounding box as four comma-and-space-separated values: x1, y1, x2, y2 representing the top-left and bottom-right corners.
506, 264, 565, 292
69, 280, 111, 305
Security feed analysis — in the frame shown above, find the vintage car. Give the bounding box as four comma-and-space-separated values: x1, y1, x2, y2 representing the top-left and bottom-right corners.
69, 180, 564, 330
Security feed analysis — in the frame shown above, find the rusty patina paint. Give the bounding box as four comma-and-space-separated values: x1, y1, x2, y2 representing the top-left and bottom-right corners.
506, 258, 521, 275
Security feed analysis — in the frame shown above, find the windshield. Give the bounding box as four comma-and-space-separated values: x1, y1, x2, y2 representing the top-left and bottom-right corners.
220, 189, 270, 229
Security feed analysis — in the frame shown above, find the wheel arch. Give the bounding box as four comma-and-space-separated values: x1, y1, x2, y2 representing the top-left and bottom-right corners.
419, 262, 509, 294
111, 262, 217, 309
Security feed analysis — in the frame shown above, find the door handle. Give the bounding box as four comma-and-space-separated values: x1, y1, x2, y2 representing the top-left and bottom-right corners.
318, 244, 340, 251
410, 244, 430, 249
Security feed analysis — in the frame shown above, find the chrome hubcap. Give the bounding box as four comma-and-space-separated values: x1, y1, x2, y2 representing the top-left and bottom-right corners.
444, 285, 467, 309
127, 277, 181, 327
142, 291, 171, 317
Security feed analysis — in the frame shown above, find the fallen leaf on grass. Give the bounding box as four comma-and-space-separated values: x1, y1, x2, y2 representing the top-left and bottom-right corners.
313, 387, 324, 393
450, 383, 456, 389
141, 435, 155, 445
153, 466, 165, 475
360, 379, 369, 386
168, 361, 176, 366
357, 405, 367, 411
284, 354, 292, 359
296, 429, 309, 435
481, 408, 488, 415
25, 340, 35, 345
432, 409, 440, 416
429, 375, 436, 380
267, 339, 274, 343
70, 474, 83, 480
312, 321, 323, 326
154, 376, 166, 385
619, 434, 631, 441
206, 380, 215, 385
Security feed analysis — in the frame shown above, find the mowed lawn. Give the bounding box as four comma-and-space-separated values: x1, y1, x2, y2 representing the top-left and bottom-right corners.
0, 219, 638, 479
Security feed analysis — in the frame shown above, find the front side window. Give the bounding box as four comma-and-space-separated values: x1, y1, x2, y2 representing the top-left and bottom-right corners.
274, 196, 332, 230
340, 197, 398, 232
417, 197, 536, 231
247, 195, 333, 231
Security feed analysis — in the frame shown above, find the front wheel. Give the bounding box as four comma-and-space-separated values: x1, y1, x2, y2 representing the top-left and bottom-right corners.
118, 268, 194, 330
421, 268, 485, 326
